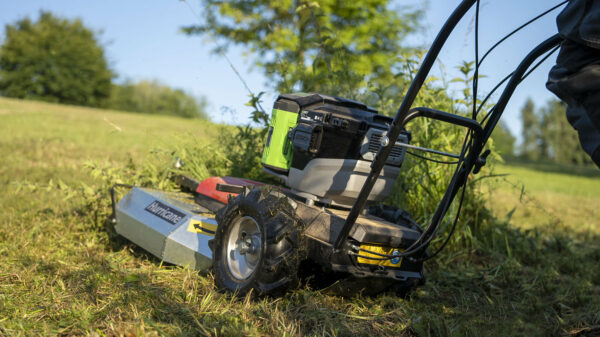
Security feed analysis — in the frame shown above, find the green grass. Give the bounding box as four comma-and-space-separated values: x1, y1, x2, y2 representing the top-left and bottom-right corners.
1, 97, 599, 336
484, 161, 600, 236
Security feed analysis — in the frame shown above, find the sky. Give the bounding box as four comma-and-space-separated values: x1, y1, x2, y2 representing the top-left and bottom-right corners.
0, 0, 566, 141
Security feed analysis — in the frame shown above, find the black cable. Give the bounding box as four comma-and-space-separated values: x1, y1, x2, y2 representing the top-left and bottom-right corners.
385, 87, 477, 258
414, 126, 475, 262
472, 0, 480, 119
520, 45, 561, 81
392, 108, 479, 259
387, 132, 472, 258
406, 132, 472, 255
349, 253, 394, 261
475, 72, 513, 119
475, 1, 564, 119
357, 247, 399, 258
478, 0, 568, 67
354, 176, 467, 262
480, 44, 560, 124
419, 176, 468, 262
407, 150, 459, 164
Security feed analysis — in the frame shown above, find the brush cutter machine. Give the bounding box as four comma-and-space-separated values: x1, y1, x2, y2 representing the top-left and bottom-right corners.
111, 0, 565, 295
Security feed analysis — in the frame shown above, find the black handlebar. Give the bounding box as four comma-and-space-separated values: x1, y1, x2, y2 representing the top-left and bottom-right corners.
334, 0, 478, 250
334, 0, 563, 254
404, 107, 484, 150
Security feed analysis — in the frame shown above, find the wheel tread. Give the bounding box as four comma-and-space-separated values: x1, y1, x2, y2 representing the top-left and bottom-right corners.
212, 186, 304, 296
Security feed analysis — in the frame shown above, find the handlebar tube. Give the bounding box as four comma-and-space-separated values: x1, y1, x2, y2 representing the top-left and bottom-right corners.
335, 0, 563, 253
334, 0, 478, 250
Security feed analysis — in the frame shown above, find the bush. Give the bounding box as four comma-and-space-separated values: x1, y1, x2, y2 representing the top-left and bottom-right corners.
108, 79, 209, 119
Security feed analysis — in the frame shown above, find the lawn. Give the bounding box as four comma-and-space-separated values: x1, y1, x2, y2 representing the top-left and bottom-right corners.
485, 162, 599, 236
0, 97, 598, 336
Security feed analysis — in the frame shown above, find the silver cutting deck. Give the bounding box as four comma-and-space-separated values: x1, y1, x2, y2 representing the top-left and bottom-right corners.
114, 187, 217, 270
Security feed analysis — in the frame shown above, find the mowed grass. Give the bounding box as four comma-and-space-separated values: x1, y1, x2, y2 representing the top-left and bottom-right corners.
1, 97, 599, 336
484, 161, 600, 236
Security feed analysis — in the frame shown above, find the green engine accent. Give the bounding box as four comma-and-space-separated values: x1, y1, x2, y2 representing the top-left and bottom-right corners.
261, 108, 298, 171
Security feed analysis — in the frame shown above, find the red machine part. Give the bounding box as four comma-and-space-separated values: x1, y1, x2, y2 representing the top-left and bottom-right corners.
195, 176, 264, 204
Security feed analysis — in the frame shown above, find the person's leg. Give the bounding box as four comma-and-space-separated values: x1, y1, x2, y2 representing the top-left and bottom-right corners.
547, 41, 600, 167
565, 104, 600, 167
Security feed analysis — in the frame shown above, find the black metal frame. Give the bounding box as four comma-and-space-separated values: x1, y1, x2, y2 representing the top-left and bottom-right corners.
334, 0, 564, 251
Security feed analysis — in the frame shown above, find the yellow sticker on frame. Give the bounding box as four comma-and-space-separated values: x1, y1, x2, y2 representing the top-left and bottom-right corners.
356, 243, 403, 267
187, 219, 217, 236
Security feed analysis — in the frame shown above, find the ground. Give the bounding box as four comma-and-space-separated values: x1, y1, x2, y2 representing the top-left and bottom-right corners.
0, 97, 598, 336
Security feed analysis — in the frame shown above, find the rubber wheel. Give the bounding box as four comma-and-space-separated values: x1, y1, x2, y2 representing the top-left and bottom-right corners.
211, 187, 303, 296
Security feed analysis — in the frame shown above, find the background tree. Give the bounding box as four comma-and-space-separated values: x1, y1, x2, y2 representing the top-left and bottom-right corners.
519, 98, 541, 160
108, 79, 209, 119
539, 99, 590, 165
490, 122, 516, 158
0, 11, 113, 106
519, 97, 591, 165
182, 0, 422, 113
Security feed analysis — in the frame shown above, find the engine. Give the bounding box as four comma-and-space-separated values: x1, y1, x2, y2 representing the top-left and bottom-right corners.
261, 93, 410, 207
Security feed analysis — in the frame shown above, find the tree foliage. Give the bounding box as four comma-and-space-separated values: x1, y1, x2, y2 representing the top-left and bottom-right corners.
520, 98, 541, 160
519, 97, 591, 165
490, 122, 516, 158
540, 99, 590, 165
108, 79, 209, 119
0, 11, 113, 106
182, 0, 422, 109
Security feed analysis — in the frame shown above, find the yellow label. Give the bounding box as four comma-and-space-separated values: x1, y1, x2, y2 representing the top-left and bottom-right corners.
356, 244, 403, 267
187, 219, 218, 236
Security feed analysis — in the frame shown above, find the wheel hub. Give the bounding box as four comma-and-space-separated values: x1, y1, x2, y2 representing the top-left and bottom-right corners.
236, 232, 260, 255
226, 216, 262, 280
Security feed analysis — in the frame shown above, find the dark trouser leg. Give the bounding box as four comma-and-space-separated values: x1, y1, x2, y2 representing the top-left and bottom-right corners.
565, 104, 600, 168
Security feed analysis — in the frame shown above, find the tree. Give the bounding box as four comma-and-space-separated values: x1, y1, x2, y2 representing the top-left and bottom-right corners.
490, 123, 516, 158
519, 97, 591, 165
539, 99, 590, 165
182, 0, 422, 111
108, 79, 209, 119
0, 11, 113, 106
519, 98, 541, 160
